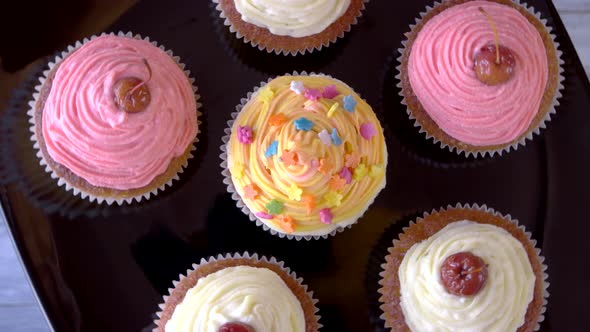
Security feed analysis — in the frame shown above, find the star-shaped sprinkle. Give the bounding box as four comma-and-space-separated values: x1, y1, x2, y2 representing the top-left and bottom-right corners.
322, 85, 339, 99
339, 167, 352, 184
331, 128, 342, 146
265, 140, 278, 158
265, 199, 284, 215
290, 81, 305, 95
303, 195, 315, 215
277, 215, 295, 234
281, 150, 299, 167
243, 184, 259, 200
256, 211, 273, 219
237, 125, 253, 144
319, 208, 333, 224
369, 164, 384, 178
318, 158, 333, 175
360, 122, 377, 140
329, 174, 346, 192
231, 163, 245, 179
318, 129, 332, 146
304, 88, 321, 101
327, 102, 339, 118
259, 86, 275, 104
286, 183, 303, 201
353, 163, 368, 181
343, 95, 357, 112
294, 117, 313, 131
324, 191, 343, 207
269, 113, 287, 127
345, 152, 361, 168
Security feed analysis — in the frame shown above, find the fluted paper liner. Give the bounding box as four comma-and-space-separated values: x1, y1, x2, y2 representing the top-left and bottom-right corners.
397, 0, 565, 158
153, 252, 322, 331
28, 31, 202, 205
220, 71, 388, 240
376, 203, 549, 331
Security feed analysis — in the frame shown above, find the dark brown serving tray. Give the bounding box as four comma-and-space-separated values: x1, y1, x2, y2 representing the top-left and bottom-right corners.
1, 0, 589, 331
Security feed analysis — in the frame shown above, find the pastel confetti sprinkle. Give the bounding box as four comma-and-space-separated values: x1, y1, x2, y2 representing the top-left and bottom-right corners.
304, 88, 321, 101
331, 128, 342, 146
329, 174, 346, 192
281, 150, 299, 167
231, 163, 245, 179
353, 163, 368, 181
318, 158, 333, 175
360, 122, 377, 140
324, 191, 343, 207
322, 85, 339, 99
369, 164, 384, 178
256, 211, 273, 219
303, 195, 315, 215
327, 102, 339, 118
318, 129, 332, 146
343, 95, 357, 112
259, 86, 275, 104
269, 113, 287, 126
237, 125, 253, 144
319, 208, 333, 225
277, 215, 295, 233
290, 81, 305, 95
345, 152, 361, 168
265, 199, 284, 215
304, 100, 320, 111
339, 167, 353, 184
243, 184, 259, 200
294, 117, 313, 131
344, 141, 354, 153
265, 140, 279, 157
286, 183, 303, 201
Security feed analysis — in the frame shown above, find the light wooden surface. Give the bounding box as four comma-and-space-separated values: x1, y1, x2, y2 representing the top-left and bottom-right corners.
0, 1, 588, 331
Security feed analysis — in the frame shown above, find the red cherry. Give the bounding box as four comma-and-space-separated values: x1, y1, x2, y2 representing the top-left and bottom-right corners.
218, 322, 255, 332
113, 59, 152, 113
440, 252, 488, 296
474, 44, 516, 85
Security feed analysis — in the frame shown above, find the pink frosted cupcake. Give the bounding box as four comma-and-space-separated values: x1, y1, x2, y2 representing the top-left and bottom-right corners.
29, 33, 200, 204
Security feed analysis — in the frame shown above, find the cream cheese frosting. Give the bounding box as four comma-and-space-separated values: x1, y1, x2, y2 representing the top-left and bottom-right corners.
408, 1, 548, 146
398, 220, 536, 332
42, 35, 197, 190
234, 0, 351, 38
165, 266, 305, 332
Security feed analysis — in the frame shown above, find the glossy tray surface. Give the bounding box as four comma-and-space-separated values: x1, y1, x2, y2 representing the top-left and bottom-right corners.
1, 0, 589, 331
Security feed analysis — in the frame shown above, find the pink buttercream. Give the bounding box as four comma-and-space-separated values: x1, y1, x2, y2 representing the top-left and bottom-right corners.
42, 35, 197, 190
408, 1, 548, 145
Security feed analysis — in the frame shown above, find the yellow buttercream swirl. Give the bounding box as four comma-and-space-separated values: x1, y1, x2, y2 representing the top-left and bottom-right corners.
227, 75, 387, 236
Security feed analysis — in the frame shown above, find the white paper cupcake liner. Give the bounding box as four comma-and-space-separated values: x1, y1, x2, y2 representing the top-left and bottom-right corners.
212, 0, 369, 56
153, 252, 322, 331
27, 31, 202, 205
219, 71, 388, 240
397, 0, 565, 158
376, 202, 550, 331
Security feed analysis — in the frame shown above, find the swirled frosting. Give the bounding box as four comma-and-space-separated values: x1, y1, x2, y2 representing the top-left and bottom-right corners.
399, 221, 535, 332
408, 1, 548, 145
165, 266, 305, 332
234, 0, 351, 37
42, 35, 197, 190
227, 75, 387, 236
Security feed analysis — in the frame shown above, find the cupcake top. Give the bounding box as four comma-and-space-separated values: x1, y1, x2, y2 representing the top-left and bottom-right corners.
398, 220, 535, 331
165, 266, 305, 332
408, 0, 548, 146
227, 75, 387, 237
42, 35, 197, 190
234, 0, 351, 37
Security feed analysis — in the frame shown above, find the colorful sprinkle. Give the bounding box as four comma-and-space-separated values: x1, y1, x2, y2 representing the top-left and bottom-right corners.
231, 163, 245, 179
345, 152, 361, 168
290, 81, 305, 95
331, 128, 342, 146
360, 122, 377, 140
294, 117, 313, 131
343, 95, 357, 112
286, 183, 303, 201
318, 129, 332, 146
318, 158, 333, 175
339, 167, 353, 184
322, 85, 339, 99
259, 86, 275, 104
256, 211, 273, 219
265, 140, 279, 157
265, 199, 284, 215
269, 113, 287, 126
324, 191, 343, 207
344, 141, 354, 153
281, 150, 299, 167
327, 102, 339, 118
237, 125, 253, 144
304, 100, 320, 112
319, 208, 333, 224
304, 88, 321, 101
353, 163, 368, 181
329, 174, 346, 192
243, 184, 259, 200
369, 164, 385, 178
277, 215, 295, 234
303, 195, 315, 215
